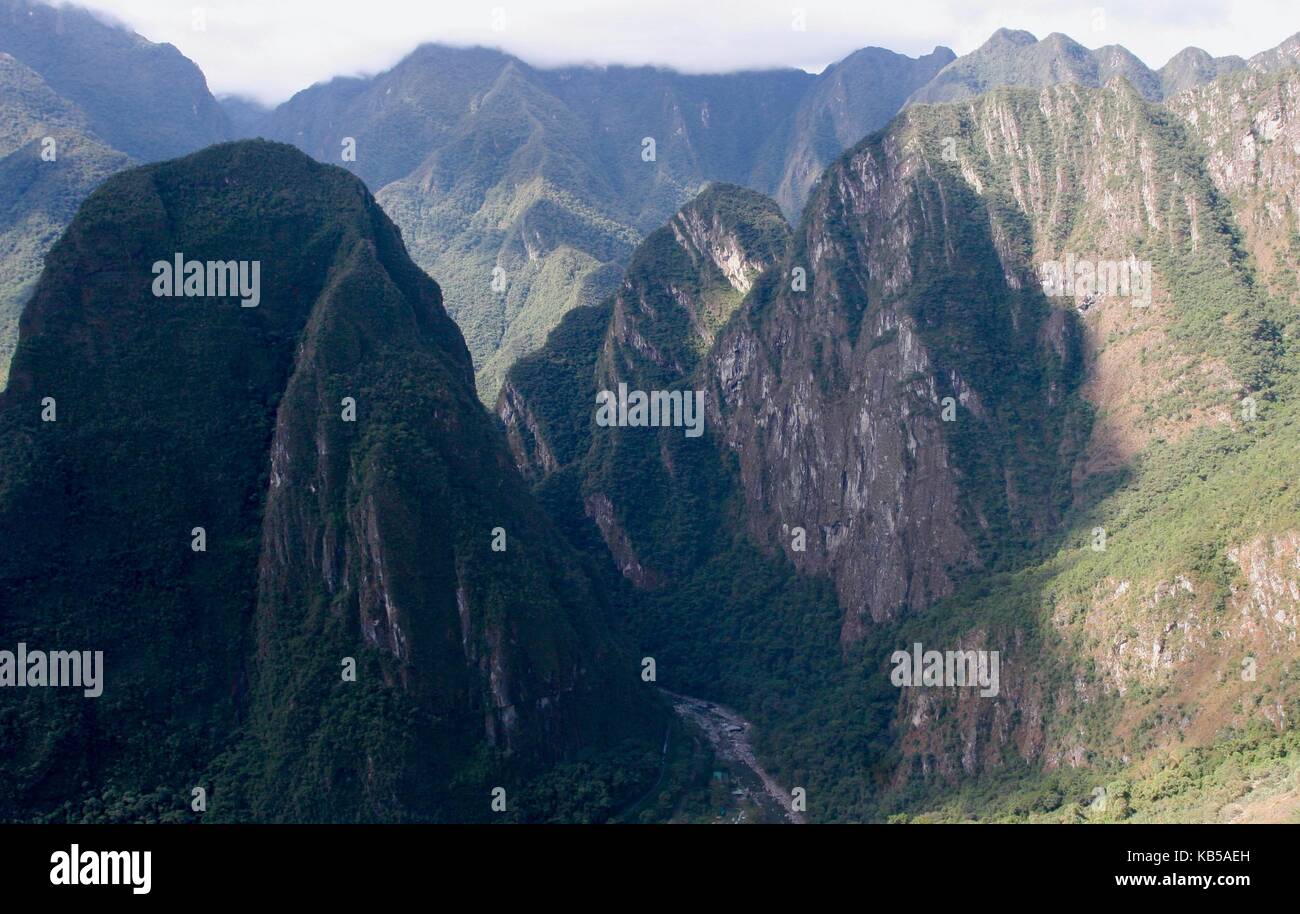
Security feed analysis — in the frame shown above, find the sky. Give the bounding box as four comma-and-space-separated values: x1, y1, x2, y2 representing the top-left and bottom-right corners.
69, 0, 1300, 106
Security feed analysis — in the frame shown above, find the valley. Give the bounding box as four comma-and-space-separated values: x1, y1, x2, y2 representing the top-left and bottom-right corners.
665, 691, 806, 824
0, 0, 1298, 827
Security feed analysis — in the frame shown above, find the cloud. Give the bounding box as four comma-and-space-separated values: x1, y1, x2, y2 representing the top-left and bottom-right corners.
71, 0, 1299, 105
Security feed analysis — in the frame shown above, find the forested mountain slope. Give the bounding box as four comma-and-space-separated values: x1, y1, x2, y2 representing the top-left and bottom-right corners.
0, 141, 665, 823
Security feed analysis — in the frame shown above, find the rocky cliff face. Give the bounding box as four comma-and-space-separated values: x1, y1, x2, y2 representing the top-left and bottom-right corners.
709, 90, 1102, 641
496, 185, 790, 588
0, 141, 657, 822
757, 46, 955, 217
1170, 68, 1300, 305
893, 526, 1300, 789
494, 60, 1300, 817
609, 184, 791, 377
873, 71, 1300, 799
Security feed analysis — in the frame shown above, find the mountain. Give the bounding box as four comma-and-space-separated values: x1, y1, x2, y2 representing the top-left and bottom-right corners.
755, 46, 955, 216
910, 28, 1165, 102
498, 58, 1300, 821
253, 43, 952, 400
1248, 32, 1300, 72
1157, 47, 1245, 97
256, 28, 1299, 406
0, 0, 229, 160
501, 182, 791, 565
0, 0, 231, 391
910, 28, 1300, 105
0, 140, 665, 823
1171, 64, 1300, 301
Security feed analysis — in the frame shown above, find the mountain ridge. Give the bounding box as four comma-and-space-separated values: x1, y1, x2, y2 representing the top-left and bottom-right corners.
4, 0, 1298, 405
4, 1, 1300, 823
249, 25, 1300, 402
494, 61, 1300, 820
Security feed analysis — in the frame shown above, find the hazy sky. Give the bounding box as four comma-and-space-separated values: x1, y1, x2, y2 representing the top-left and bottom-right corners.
71, 0, 1300, 105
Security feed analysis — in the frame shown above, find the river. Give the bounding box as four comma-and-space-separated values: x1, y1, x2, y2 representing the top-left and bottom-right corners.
663, 689, 806, 824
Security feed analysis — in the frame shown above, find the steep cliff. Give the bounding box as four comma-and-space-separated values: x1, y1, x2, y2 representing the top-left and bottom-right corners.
498, 185, 789, 577
1170, 68, 1300, 308
259, 42, 956, 400
710, 87, 1113, 641
0, 141, 661, 822
862, 75, 1300, 813
755, 46, 955, 217
498, 62, 1300, 821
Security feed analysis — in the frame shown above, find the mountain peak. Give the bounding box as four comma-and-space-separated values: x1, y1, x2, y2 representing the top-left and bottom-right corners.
984, 27, 1039, 48
1, 132, 659, 820
912, 26, 1169, 103
1158, 45, 1247, 95
1166, 45, 1214, 65
1249, 31, 1300, 71
1041, 31, 1087, 50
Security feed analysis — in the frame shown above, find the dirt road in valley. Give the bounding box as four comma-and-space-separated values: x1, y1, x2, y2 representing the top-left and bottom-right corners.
663, 690, 806, 824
